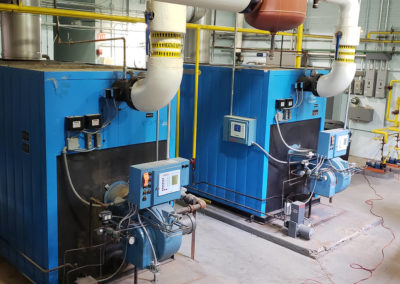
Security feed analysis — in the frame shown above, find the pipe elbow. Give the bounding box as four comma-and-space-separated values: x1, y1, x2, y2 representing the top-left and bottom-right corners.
316, 61, 356, 97
130, 57, 183, 112
129, 1, 186, 112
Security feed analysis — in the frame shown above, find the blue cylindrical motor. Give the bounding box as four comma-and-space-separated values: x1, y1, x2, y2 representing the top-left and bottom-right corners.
126, 203, 182, 269
310, 157, 351, 197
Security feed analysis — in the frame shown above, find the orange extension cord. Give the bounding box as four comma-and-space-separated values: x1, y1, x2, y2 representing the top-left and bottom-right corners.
304, 173, 396, 284
349, 174, 396, 284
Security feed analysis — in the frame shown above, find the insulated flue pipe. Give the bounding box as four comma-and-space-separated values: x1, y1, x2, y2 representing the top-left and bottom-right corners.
315, 0, 361, 97
130, 1, 186, 112
156, 0, 256, 13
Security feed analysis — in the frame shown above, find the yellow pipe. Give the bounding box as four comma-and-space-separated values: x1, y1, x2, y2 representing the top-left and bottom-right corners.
1, 3, 399, 45
389, 127, 400, 136
295, 24, 304, 68
372, 128, 389, 144
386, 80, 400, 125
176, 88, 181, 157
1, 3, 400, 46
0, 3, 145, 23
186, 23, 295, 37
367, 31, 400, 39
396, 97, 400, 127
192, 27, 201, 160
303, 34, 332, 40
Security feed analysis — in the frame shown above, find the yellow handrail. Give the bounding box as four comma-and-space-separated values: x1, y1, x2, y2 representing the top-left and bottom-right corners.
386, 80, 400, 126
295, 24, 304, 68
0, 2, 145, 24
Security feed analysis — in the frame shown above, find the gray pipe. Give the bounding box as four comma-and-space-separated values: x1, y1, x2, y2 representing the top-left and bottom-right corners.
230, 14, 238, 116
156, 110, 160, 161
166, 103, 171, 159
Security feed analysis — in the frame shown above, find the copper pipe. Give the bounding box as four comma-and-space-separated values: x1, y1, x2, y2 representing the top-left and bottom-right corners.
58, 37, 127, 79
90, 197, 111, 208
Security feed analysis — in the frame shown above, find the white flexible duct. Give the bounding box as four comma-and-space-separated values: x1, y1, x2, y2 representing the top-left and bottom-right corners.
316, 0, 361, 97
130, 1, 186, 112
156, 0, 253, 13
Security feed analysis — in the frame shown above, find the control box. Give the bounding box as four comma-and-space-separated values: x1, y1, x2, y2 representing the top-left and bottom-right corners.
223, 115, 256, 146
129, 158, 190, 209
375, 70, 387, 99
364, 69, 376, 97
348, 106, 374, 122
317, 129, 350, 159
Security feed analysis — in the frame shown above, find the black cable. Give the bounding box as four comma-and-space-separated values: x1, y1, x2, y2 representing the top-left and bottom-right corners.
89, 200, 94, 246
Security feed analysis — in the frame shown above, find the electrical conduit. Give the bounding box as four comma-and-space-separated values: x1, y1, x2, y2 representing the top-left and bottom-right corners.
130, 1, 186, 112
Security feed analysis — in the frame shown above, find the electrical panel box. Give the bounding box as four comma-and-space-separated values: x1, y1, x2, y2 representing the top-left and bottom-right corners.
352, 78, 364, 95
364, 69, 376, 97
348, 106, 374, 122
317, 129, 350, 159
129, 158, 190, 209
375, 70, 388, 98
223, 115, 257, 146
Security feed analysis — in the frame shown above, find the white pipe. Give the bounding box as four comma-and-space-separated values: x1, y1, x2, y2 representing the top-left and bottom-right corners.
130, 1, 186, 112
235, 13, 244, 53
316, 0, 361, 98
156, 0, 252, 13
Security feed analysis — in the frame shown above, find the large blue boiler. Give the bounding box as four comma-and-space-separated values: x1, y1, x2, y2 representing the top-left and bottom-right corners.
179, 65, 352, 218
0, 62, 177, 283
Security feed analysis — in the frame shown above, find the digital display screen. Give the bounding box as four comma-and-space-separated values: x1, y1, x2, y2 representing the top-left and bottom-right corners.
172, 175, 179, 185
234, 124, 241, 132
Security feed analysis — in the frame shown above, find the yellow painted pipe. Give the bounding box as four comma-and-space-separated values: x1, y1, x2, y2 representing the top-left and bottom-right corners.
396, 97, 400, 127
186, 23, 295, 37
295, 24, 304, 68
388, 127, 400, 137
0, 3, 145, 23
192, 27, 201, 160
0, 3, 399, 45
386, 80, 400, 125
367, 31, 400, 39
372, 128, 389, 144
176, 88, 181, 157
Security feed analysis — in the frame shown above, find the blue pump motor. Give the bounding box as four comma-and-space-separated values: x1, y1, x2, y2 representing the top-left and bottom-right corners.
126, 203, 182, 269
310, 157, 352, 198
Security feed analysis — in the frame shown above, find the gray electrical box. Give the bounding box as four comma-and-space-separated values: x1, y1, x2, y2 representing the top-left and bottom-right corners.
364, 69, 376, 97
375, 70, 388, 98
348, 106, 374, 122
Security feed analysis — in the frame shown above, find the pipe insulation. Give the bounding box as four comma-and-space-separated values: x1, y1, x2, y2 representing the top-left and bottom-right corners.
156, 0, 254, 13
316, 0, 361, 97
130, 1, 186, 112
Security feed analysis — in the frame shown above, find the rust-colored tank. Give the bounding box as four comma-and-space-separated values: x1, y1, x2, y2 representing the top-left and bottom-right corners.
245, 0, 307, 33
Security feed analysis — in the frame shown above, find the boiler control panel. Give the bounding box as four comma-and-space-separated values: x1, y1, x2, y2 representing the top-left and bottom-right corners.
317, 129, 350, 159
223, 115, 257, 146
129, 158, 190, 209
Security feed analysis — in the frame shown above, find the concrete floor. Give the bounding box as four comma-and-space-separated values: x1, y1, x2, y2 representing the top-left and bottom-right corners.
1, 171, 399, 284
